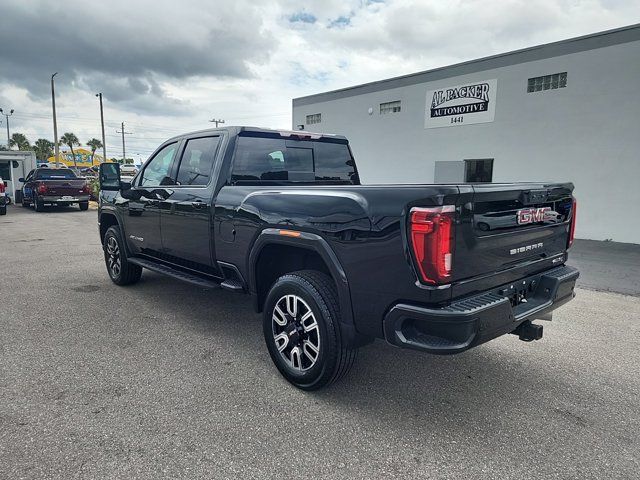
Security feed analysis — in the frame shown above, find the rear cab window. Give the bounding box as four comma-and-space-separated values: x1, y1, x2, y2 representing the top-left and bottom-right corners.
231, 133, 358, 185
35, 169, 77, 180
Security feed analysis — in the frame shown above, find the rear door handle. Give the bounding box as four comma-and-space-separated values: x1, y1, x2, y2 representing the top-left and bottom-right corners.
191, 201, 206, 209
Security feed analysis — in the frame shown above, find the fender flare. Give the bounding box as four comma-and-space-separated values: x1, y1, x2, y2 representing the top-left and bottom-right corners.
98, 208, 133, 257
248, 228, 354, 326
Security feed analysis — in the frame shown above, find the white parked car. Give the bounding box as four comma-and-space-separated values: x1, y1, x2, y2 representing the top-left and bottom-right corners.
120, 165, 139, 177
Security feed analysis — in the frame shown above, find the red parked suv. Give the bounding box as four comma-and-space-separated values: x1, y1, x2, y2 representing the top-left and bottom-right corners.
20, 168, 91, 212
0, 177, 7, 215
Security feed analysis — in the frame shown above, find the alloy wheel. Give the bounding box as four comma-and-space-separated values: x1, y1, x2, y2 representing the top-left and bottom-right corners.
272, 294, 321, 371
106, 236, 121, 278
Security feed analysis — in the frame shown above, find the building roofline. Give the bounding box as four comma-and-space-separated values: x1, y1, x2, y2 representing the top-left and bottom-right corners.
293, 23, 640, 107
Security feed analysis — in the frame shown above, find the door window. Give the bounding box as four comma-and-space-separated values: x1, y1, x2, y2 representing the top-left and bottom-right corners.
140, 143, 178, 187
175, 136, 220, 186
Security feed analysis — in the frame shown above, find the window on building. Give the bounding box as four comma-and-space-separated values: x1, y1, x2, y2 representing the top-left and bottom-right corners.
0, 162, 11, 180
527, 72, 567, 93
175, 136, 220, 186
231, 135, 357, 185
306, 113, 321, 125
380, 100, 401, 114
464, 159, 493, 183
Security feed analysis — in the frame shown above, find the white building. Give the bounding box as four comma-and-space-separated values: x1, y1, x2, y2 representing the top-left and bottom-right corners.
0, 150, 37, 201
292, 24, 640, 244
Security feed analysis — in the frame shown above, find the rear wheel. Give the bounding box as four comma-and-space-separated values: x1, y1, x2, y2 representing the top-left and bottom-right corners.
263, 270, 357, 390
22, 197, 30, 207
103, 225, 142, 286
0, 205, 6, 216
34, 194, 44, 212
79, 201, 89, 211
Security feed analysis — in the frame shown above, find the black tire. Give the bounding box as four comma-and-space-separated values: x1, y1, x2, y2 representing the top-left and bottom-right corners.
0, 205, 6, 216
103, 225, 142, 286
263, 270, 357, 390
79, 201, 89, 211
34, 194, 44, 212
22, 197, 30, 207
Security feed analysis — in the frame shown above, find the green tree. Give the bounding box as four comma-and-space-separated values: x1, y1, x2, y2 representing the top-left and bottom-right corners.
8, 132, 31, 151
34, 138, 55, 161
59, 132, 81, 168
86, 138, 103, 165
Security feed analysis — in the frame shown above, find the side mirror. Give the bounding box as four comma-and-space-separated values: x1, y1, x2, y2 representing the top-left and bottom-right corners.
99, 162, 121, 191
18, 177, 25, 183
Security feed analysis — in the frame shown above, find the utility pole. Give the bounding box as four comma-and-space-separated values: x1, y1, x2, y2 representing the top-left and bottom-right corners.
51, 73, 60, 167
96, 93, 107, 164
0, 107, 14, 147
116, 122, 132, 163
209, 118, 225, 128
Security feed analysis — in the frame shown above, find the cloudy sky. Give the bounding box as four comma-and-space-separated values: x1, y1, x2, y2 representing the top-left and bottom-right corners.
1, 0, 638, 160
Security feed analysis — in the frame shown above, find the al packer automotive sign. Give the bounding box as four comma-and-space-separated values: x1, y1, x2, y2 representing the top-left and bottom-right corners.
425, 79, 497, 129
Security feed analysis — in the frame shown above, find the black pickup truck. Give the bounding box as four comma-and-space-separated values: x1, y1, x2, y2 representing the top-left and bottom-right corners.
98, 127, 579, 390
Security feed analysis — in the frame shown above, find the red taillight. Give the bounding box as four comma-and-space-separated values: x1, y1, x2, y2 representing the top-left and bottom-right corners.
0, 182, 5, 193
409, 206, 455, 285
568, 198, 577, 248
82, 184, 91, 194
37, 183, 48, 194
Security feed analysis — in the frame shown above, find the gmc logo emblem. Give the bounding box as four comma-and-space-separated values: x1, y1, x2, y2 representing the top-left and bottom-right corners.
517, 207, 550, 225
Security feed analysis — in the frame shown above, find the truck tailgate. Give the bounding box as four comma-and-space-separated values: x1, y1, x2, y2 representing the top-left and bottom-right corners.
452, 183, 575, 288
44, 179, 87, 196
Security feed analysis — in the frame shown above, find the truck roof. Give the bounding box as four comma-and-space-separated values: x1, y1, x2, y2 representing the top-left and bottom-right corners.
164, 126, 347, 143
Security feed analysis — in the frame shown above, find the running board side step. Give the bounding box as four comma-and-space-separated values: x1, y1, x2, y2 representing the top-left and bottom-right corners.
128, 257, 220, 289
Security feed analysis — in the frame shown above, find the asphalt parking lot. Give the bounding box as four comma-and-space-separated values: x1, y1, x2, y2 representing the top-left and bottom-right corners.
1, 204, 639, 479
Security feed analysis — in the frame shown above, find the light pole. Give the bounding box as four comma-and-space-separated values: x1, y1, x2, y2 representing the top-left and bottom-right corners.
209, 118, 225, 128
0, 108, 14, 147
51, 73, 60, 167
95, 93, 107, 164
116, 122, 132, 163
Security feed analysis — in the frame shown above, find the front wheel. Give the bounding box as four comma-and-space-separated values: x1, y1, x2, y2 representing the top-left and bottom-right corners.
0, 205, 6, 216
103, 225, 142, 286
263, 270, 357, 390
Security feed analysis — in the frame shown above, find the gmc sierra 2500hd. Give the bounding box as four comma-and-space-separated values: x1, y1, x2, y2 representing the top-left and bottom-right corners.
98, 127, 579, 390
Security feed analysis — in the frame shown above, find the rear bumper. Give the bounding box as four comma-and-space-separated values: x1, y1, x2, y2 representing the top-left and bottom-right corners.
41, 195, 90, 202
383, 265, 579, 354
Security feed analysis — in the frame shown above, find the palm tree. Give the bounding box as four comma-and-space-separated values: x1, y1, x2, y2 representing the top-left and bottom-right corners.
8, 133, 31, 151
86, 138, 103, 165
34, 138, 54, 162
59, 132, 81, 168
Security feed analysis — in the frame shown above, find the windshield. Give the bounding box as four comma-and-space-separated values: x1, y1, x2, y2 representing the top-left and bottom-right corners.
35, 169, 78, 180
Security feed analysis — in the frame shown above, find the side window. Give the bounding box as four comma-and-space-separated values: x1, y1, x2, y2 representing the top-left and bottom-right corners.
140, 143, 178, 187
175, 136, 220, 186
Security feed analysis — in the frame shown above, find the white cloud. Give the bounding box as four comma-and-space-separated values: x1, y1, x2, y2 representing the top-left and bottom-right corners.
1, 0, 638, 158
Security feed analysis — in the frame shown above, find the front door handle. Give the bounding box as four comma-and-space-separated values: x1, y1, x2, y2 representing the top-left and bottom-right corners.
191, 201, 206, 209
